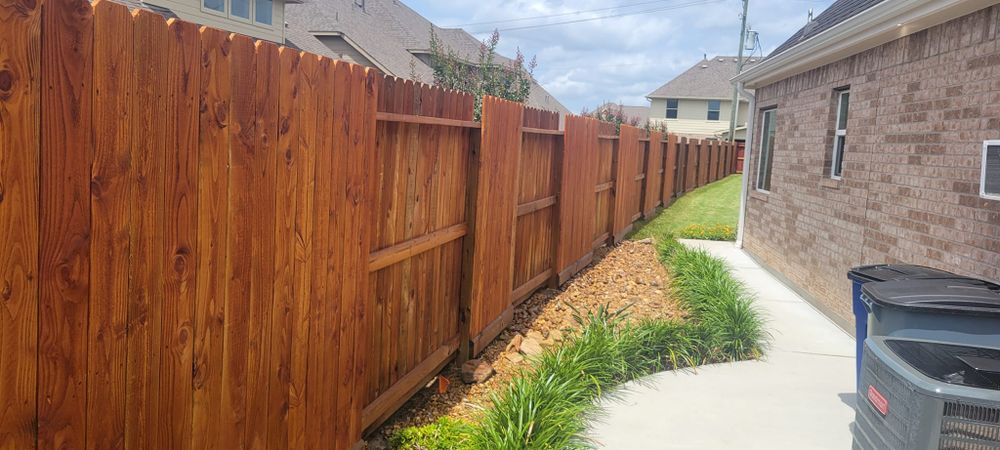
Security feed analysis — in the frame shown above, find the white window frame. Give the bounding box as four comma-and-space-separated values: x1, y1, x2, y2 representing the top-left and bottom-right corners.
665, 99, 678, 119
830, 89, 849, 180
755, 108, 777, 193
707, 100, 722, 121
202, 0, 275, 28
982, 140, 1000, 201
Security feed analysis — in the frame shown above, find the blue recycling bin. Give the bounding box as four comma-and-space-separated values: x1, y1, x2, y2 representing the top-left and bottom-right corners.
846, 264, 959, 387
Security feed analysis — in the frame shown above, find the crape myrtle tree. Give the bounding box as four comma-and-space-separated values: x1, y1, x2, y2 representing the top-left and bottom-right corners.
581, 103, 668, 134
427, 29, 537, 119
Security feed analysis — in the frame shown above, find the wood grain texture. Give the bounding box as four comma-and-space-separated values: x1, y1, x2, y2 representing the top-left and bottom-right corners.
157, 17, 200, 450
125, 10, 170, 450
467, 96, 523, 340
662, 134, 678, 205
87, 3, 132, 448
0, 0, 41, 444
192, 26, 231, 450
555, 115, 600, 281
611, 125, 641, 242
643, 131, 664, 216
38, 0, 93, 446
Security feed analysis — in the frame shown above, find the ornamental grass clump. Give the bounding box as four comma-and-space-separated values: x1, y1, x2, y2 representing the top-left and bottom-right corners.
392, 238, 767, 449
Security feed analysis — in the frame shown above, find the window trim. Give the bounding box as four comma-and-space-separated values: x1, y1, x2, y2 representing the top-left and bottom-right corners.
830, 89, 849, 180
707, 99, 722, 121
982, 140, 1000, 201
665, 99, 678, 119
755, 108, 777, 193
201, 0, 276, 29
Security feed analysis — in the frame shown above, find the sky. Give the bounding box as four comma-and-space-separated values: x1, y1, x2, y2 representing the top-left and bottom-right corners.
404, 0, 836, 113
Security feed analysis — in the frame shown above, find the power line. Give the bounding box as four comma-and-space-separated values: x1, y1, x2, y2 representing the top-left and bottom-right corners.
472, 0, 726, 33
449, 0, 678, 27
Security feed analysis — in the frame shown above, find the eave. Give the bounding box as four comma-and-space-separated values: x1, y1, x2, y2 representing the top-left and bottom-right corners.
733, 0, 999, 89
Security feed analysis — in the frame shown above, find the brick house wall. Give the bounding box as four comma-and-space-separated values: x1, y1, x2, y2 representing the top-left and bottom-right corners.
743, 5, 1000, 331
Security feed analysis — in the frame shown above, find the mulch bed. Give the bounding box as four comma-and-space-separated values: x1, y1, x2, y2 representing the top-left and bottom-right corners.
374, 240, 684, 442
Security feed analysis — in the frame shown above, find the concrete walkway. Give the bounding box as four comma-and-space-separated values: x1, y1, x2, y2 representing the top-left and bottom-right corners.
589, 240, 857, 449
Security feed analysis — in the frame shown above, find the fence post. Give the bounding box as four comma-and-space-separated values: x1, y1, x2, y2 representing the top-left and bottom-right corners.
459, 96, 523, 360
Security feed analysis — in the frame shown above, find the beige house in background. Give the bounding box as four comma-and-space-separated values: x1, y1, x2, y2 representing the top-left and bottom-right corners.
131, 0, 290, 42
647, 56, 757, 140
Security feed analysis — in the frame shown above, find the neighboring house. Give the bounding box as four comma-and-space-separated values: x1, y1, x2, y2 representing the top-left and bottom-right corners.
284, 0, 569, 114
135, 0, 290, 42
733, 0, 1000, 331
646, 56, 757, 140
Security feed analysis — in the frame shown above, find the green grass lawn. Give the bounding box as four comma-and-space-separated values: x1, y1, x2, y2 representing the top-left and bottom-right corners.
630, 174, 742, 241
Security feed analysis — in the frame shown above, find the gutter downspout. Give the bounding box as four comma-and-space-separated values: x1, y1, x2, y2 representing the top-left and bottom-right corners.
735, 80, 755, 249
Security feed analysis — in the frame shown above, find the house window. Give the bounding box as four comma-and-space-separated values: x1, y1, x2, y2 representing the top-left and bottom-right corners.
983, 141, 1000, 200
830, 88, 850, 179
707, 100, 721, 121
666, 99, 678, 119
204, 0, 224, 12
255, 0, 272, 24
756, 108, 777, 192
203, 0, 273, 26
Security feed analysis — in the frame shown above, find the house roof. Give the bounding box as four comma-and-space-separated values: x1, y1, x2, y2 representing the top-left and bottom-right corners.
284, 0, 569, 114
733, 0, 989, 89
769, 0, 886, 58
647, 56, 758, 100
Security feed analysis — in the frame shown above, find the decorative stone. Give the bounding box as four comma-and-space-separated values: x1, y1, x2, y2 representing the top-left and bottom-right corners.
505, 333, 524, 353
520, 337, 544, 357
461, 360, 494, 384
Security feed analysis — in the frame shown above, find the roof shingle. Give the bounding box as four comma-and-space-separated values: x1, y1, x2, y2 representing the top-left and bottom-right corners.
768, 0, 886, 58
285, 0, 569, 113
646, 56, 757, 100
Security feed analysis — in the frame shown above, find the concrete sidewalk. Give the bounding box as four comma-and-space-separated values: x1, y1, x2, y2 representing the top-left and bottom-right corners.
589, 240, 857, 449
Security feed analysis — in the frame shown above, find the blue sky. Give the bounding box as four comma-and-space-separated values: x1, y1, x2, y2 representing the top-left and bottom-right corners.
405, 0, 836, 112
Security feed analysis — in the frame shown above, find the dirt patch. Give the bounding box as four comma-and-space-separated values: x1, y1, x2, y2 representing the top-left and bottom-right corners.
375, 240, 684, 440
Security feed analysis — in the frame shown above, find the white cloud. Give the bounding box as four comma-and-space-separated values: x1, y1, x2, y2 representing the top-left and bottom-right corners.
408, 0, 834, 112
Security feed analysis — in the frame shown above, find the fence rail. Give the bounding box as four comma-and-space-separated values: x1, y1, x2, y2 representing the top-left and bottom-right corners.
0, 1, 738, 448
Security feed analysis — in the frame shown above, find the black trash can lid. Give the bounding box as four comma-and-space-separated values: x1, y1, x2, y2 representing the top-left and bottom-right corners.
862, 278, 1000, 316
847, 264, 958, 283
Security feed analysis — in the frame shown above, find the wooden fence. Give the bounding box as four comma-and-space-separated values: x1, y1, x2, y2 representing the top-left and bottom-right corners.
0, 1, 738, 448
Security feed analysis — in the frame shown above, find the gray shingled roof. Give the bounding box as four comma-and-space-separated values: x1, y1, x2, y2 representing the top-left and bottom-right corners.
284, 0, 569, 114
769, 0, 886, 58
646, 56, 758, 100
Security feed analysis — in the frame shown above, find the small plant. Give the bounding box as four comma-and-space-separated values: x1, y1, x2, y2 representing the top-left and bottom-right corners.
428, 29, 536, 120
675, 224, 736, 241
390, 417, 473, 450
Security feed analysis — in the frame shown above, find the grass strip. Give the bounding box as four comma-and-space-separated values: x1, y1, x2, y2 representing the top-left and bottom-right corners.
392, 238, 767, 449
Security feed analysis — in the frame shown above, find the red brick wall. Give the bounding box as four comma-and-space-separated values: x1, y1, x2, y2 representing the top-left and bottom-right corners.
743, 5, 1000, 330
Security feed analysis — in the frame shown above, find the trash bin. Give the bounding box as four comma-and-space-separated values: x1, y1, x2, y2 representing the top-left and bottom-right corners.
846, 264, 962, 386
860, 278, 1000, 348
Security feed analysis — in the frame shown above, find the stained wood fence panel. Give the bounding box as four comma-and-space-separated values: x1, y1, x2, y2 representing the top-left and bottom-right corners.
643, 131, 664, 216
662, 134, 678, 205
0, 0, 41, 445
556, 115, 601, 284
512, 108, 561, 305
593, 121, 616, 250
611, 125, 642, 242
3, 3, 740, 447
364, 76, 472, 432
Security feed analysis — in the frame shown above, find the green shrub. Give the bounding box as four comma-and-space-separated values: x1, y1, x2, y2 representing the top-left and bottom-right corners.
390, 417, 473, 450
675, 223, 736, 241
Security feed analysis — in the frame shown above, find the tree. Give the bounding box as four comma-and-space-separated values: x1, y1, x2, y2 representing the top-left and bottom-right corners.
428, 29, 537, 119
582, 103, 667, 134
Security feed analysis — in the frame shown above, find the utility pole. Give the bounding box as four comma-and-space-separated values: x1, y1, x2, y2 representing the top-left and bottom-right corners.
727, 0, 750, 143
